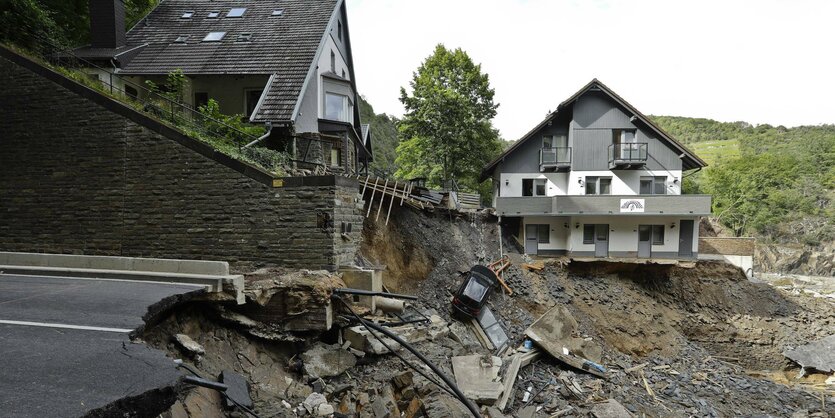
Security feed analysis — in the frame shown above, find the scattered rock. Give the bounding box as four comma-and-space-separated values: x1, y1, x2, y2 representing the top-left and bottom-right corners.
219, 370, 252, 409
592, 399, 634, 418
303, 392, 327, 414
173, 334, 204, 357
783, 335, 835, 373
301, 343, 357, 379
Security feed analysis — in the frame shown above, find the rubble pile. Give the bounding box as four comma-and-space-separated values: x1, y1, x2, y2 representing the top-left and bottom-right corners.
142, 206, 834, 417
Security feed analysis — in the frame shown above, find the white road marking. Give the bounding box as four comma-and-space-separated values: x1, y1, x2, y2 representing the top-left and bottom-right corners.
0, 319, 132, 333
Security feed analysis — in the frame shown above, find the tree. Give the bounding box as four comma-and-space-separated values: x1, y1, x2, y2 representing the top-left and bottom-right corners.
395, 44, 503, 193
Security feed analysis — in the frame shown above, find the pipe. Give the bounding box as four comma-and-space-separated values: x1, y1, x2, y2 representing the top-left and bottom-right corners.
333, 297, 482, 417
243, 122, 272, 148
332, 288, 418, 301
373, 296, 405, 313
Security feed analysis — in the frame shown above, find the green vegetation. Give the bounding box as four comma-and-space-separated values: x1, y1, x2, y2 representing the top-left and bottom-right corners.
396, 44, 503, 198
651, 116, 835, 245
358, 96, 399, 176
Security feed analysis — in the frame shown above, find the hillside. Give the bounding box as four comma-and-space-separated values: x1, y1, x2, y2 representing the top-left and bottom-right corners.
358, 96, 399, 176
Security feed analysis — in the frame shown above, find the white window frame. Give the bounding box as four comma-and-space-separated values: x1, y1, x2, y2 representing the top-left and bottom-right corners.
227, 8, 246, 18
202, 32, 226, 42
324, 92, 351, 122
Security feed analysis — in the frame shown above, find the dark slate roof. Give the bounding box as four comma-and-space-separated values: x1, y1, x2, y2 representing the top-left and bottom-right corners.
118, 0, 339, 122
481, 79, 708, 180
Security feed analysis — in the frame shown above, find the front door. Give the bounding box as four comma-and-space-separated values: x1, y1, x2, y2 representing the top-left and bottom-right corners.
525, 224, 539, 255
594, 224, 609, 257
638, 225, 651, 258
678, 220, 694, 257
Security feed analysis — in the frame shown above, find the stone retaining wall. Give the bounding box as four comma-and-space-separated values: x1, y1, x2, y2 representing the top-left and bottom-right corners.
0, 49, 362, 271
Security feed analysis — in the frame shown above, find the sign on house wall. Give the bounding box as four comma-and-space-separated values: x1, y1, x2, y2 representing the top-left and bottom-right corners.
619, 199, 645, 213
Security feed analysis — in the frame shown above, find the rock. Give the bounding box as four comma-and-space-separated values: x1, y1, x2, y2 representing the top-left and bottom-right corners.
783, 335, 835, 373
317, 403, 335, 416
173, 334, 204, 356
301, 343, 357, 379
219, 370, 252, 409
516, 405, 537, 418
391, 371, 413, 390
303, 392, 328, 413
591, 399, 634, 418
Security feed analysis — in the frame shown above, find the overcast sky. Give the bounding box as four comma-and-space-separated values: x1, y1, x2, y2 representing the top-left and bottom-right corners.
345, 0, 835, 141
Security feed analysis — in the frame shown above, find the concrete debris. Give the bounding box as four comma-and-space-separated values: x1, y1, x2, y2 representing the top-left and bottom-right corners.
303, 392, 328, 414
301, 342, 357, 379
783, 335, 835, 373
219, 370, 252, 410
524, 305, 607, 378
451, 355, 504, 404
316, 403, 335, 416
343, 314, 448, 354
240, 268, 345, 331
591, 399, 634, 418
173, 333, 204, 357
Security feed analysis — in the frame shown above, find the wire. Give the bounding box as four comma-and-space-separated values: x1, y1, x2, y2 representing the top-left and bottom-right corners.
335, 297, 482, 418
174, 359, 261, 418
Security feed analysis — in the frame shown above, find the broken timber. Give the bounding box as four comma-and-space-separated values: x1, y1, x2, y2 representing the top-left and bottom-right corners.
355, 175, 432, 224
497, 349, 541, 411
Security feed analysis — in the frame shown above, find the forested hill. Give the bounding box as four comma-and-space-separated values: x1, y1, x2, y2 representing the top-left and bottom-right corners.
358, 96, 399, 176
650, 116, 835, 245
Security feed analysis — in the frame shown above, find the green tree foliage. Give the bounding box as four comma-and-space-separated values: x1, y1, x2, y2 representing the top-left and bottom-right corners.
358, 96, 399, 176
396, 44, 503, 193
653, 116, 835, 244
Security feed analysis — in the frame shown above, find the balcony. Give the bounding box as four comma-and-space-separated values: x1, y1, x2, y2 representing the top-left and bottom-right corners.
540, 147, 571, 171
608, 143, 647, 169
495, 194, 712, 216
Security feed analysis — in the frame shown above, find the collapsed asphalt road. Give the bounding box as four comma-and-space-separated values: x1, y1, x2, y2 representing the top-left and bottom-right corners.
0, 274, 202, 417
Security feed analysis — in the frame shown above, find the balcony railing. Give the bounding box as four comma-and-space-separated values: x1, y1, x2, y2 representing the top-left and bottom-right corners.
540, 147, 571, 171
495, 194, 712, 216
608, 143, 647, 168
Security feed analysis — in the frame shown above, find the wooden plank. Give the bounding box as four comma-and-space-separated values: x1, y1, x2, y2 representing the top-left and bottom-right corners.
469, 318, 494, 350
385, 180, 396, 225
375, 179, 388, 221
366, 177, 379, 217
360, 175, 370, 196
497, 354, 522, 411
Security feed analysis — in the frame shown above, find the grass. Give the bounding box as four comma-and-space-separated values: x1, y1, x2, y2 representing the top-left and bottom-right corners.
688, 139, 741, 167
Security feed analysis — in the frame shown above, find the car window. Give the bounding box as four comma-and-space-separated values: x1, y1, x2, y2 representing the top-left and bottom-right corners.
462, 278, 488, 301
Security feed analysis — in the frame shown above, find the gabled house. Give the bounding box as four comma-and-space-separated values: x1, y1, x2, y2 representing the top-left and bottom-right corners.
71, 0, 372, 174
482, 79, 711, 259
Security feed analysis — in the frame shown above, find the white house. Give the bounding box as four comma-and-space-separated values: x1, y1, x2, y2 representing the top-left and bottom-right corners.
481, 79, 711, 259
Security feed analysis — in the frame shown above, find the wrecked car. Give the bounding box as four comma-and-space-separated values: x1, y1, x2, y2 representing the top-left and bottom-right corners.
451, 265, 499, 319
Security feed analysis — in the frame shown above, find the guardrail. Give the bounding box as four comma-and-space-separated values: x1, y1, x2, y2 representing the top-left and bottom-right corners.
608, 143, 648, 167
540, 147, 571, 169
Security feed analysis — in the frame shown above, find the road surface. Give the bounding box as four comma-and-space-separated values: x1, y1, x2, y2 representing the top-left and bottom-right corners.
0, 274, 201, 417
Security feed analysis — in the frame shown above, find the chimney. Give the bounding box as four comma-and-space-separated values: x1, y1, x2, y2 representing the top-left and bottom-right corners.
89, 0, 126, 49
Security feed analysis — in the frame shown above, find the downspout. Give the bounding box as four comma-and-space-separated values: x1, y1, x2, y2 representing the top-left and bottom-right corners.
498, 215, 503, 258
243, 122, 273, 148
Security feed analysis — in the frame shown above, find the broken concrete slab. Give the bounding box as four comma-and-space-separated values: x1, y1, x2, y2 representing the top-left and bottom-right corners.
219, 370, 252, 410
783, 334, 835, 373
300, 342, 357, 379
303, 392, 327, 414
525, 305, 607, 378
173, 333, 204, 357
496, 349, 542, 411
591, 399, 634, 418
343, 315, 448, 354
451, 355, 504, 404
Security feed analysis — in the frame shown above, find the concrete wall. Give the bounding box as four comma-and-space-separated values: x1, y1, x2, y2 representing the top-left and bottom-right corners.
0, 50, 363, 271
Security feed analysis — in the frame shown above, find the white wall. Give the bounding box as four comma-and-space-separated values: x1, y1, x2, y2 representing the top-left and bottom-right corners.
499, 169, 682, 197
316, 33, 351, 119
566, 215, 698, 255
522, 216, 570, 250
699, 254, 754, 277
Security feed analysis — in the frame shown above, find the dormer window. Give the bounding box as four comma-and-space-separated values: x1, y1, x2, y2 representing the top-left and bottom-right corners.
181, 11, 194, 19
236, 33, 253, 42
207, 11, 220, 18
227, 8, 246, 18
325, 93, 352, 122
203, 32, 226, 42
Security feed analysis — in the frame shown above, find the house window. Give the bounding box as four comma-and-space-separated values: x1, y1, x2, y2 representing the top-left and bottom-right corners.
181, 11, 194, 19
542, 135, 553, 148
227, 8, 246, 18
544, 134, 567, 148
613, 129, 636, 144
585, 177, 612, 195
651, 225, 665, 245
207, 11, 220, 18
203, 32, 226, 42
194, 92, 209, 109
640, 176, 667, 195
330, 50, 336, 73
341, 69, 346, 78
325, 93, 350, 122
522, 179, 533, 196
236, 33, 253, 42
331, 146, 342, 167
537, 225, 550, 243
245, 89, 263, 116
271, 9, 284, 16
583, 225, 595, 244
338, 21, 343, 41
534, 179, 546, 196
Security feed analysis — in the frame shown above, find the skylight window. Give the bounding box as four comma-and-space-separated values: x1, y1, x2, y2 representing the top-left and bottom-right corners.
207, 11, 220, 18
271, 9, 284, 16
181, 11, 194, 18
203, 32, 226, 42
174, 35, 189, 43
236, 33, 253, 42
227, 8, 246, 18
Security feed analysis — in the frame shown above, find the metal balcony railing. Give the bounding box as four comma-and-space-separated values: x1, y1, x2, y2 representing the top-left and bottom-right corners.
540, 147, 571, 170
608, 143, 647, 167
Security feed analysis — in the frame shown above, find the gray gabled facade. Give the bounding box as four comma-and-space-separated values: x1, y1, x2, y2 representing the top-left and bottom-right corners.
482, 79, 710, 259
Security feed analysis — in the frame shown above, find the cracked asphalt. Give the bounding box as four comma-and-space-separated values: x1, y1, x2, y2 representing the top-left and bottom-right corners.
0, 275, 200, 417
